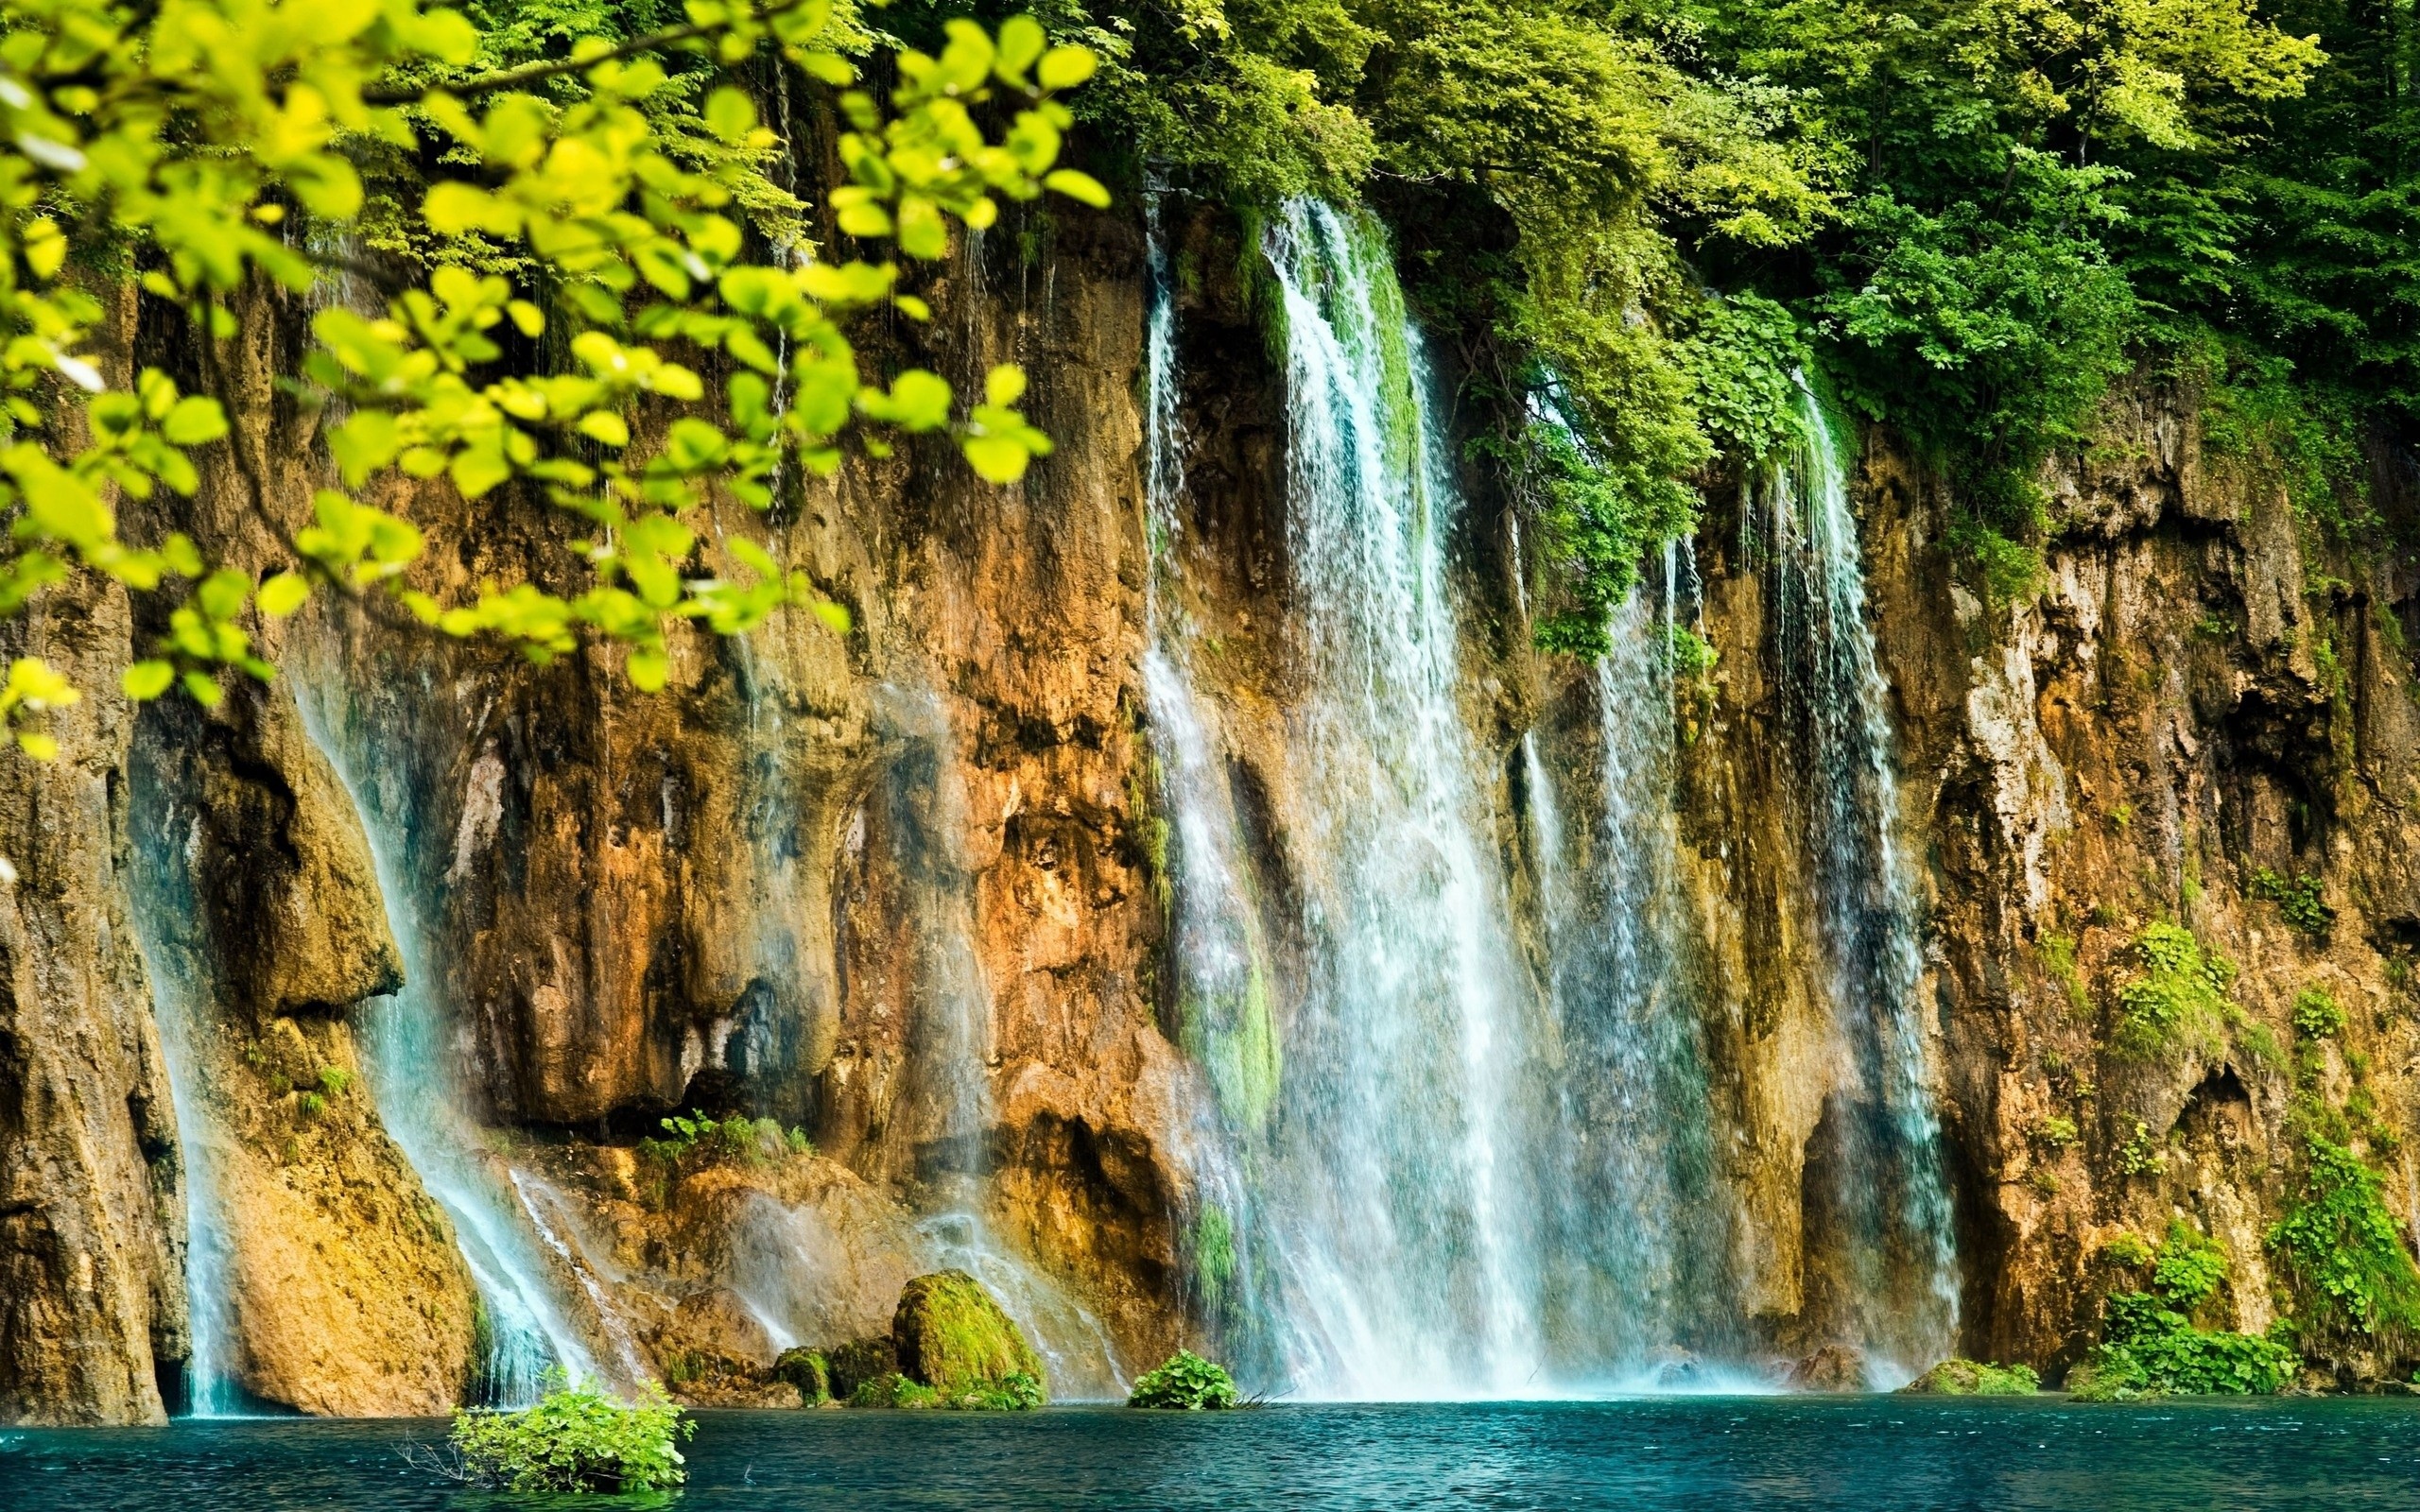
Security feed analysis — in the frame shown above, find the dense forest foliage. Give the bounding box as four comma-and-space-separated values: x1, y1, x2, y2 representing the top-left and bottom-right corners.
863, 0, 2411, 644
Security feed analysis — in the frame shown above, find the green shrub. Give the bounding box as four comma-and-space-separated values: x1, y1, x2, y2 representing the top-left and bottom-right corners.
637, 1113, 785, 1169
2032, 1115, 2080, 1150
2111, 922, 2234, 1057
2073, 1223, 2296, 1399
2292, 988, 2346, 1040
2268, 1131, 2420, 1344
448, 1378, 692, 1493
1129, 1349, 1243, 1409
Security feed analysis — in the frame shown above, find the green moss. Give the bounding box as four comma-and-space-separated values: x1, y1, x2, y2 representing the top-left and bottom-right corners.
824, 1336, 896, 1402
1901, 1359, 2040, 1395
1129, 1350, 1243, 1409
2038, 933, 2091, 1021
890, 1270, 1046, 1408
1190, 1206, 1239, 1321
849, 1372, 941, 1409
773, 1348, 831, 1406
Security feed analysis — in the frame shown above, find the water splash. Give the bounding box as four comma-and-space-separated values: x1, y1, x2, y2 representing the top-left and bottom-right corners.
1747, 376, 1958, 1371
291, 673, 604, 1403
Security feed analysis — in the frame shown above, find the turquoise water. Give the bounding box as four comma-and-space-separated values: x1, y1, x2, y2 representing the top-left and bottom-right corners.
6, 1399, 2418, 1508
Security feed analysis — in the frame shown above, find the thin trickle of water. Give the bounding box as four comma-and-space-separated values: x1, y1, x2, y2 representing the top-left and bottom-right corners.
1748, 376, 1958, 1372
1252, 199, 1539, 1398
874, 683, 1129, 1399
291, 675, 604, 1403
124, 804, 238, 1416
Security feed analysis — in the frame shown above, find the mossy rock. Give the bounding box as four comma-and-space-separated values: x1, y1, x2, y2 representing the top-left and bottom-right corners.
891, 1270, 1046, 1407
772, 1347, 830, 1406
1901, 1358, 2041, 1395
825, 1336, 897, 1401
850, 1371, 941, 1409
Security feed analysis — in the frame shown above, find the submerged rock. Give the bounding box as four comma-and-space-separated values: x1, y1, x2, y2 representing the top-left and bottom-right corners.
890, 1270, 1046, 1408
1901, 1359, 2040, 1395
1786, 1345, 1870, 1392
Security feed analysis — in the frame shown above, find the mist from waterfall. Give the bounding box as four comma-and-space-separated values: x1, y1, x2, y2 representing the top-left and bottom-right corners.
1746, 377, 1959, 1372
292, 673, 601, 1404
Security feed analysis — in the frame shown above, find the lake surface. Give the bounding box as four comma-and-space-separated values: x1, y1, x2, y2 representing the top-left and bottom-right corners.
6, 1397, 2419, 1509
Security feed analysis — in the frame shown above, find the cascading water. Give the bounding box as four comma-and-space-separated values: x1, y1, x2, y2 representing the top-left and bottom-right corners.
1528, 558, 1737, 1384
1245, 200, 1542, 1398
1747, 377, 1958, 1372
122, 783, 239, 1416
291, 672, 603, 1403
1141, 205, 1958, 1396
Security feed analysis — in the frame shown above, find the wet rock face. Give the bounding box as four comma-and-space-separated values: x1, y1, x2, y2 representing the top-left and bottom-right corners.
127, 679, 479, 1417
1853, 399, 2420, 1380
0, 576, 185, 1426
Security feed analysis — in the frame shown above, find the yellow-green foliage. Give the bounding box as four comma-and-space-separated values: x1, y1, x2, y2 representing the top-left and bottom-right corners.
890, 1270, 1047, 1409
2073, 1223, 2298, 1400
2269, 1131, 2420, 1347
2110, 922, 2234, 1057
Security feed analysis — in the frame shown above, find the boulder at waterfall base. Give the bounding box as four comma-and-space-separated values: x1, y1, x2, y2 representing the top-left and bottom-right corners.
890, 1271, 1046, 1408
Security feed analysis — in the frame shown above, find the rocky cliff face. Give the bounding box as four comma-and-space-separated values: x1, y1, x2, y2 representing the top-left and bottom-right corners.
3, 199, 2417, 1421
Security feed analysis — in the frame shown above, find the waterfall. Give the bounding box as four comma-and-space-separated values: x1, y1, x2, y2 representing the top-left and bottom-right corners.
1750, 376, 1958, 1372
1248, 200, 1541, 1398
122, 786, 238, 1416
290, 675, 602, 1404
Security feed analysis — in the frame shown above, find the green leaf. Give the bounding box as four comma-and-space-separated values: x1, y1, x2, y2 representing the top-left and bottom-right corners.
1036, 45, 1097, 91
963, 433, 1031, 483
161, 396, 229, 446
985, 365, 1028, 407
182, 671, 224, 708
256, 572, 310, 617
122, 661, 176, 701
627, 644, 669, 692
705, 86, 757, 143
1044, 169, 1111, 209
996, 15, 1046, 76
577, 411, 631, 448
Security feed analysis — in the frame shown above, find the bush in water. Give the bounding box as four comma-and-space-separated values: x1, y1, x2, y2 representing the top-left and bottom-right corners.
447, 1376, 692, 1493
1129, 1349, 1242, 1409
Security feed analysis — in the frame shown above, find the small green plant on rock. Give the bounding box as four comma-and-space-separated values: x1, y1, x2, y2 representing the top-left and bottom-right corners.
638, 1113, 786, 1169
317, 1066, 353, 1098
2292, 988, 2346, 1040
2111, 922, 2234, 1057
442, 1375, 692, 1493
1129, 1349, 1243, 1409
2117, 1119, 2168, 1177
2268, 1130, 2420, 1348
2251, 868, 2334, 936
2032, 1114, 2080, 1150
